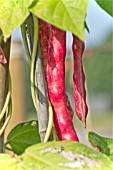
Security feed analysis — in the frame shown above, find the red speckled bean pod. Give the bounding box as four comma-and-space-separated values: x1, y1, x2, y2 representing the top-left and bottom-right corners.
47, 26, 79, 141
65, 93, 74, 119
0, 46, 7, 64
39, 19, 50, 74
39, 19, 74, 120
72, 34, 88, 127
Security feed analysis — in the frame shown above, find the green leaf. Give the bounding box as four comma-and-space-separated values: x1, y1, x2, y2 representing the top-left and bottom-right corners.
85, 21, 90, 33
30, 0, 89, 41
5, 120, 40, 155
23, 141, 113, 169
0, 0, 36, 38
0, 141, 113, 170
88, 131, 113, 161
0, 154, 18, 170
95, 0, 113, 17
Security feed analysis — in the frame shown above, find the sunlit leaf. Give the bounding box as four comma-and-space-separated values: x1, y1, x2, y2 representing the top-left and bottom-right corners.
1, 141, 113, 169
0, 0, 36, 38
30, 0, 89, 40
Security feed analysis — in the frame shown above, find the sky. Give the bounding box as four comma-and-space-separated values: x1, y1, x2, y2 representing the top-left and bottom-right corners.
12, 0, 113, 49
85, 0, 113, 48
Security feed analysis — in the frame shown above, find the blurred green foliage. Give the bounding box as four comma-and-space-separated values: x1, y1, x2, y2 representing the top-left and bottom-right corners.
83, 44, 112, 95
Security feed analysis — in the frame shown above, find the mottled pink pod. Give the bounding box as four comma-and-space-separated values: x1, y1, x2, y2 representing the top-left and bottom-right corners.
39, 19, 50, 74
0, 46, 7, 64
72, 34, 88, 127
65, 94, 74, 119
47, 26, 79, 141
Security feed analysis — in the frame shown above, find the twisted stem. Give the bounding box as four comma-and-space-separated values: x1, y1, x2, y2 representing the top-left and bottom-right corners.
21, 14, 54, 143
0, 72, 12, 137
21, 23, 31, 63
30, 15, 38, 109
44, 101, 53, 142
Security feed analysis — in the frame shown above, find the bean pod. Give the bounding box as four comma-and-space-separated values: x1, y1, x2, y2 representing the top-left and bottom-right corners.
0, 46, 7, 64
72, 34, 88, 127
39, 19, 50, 75
47, 26, 79, 141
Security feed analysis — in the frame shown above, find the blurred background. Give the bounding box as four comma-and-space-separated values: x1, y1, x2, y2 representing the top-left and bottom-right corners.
5, 0, 113, 145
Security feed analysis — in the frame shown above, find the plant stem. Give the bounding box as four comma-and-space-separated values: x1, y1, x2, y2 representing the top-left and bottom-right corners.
26, 14, 34, 52
30, 15, 38, 109
44, 101, 53, 142
21, 23, 31, 63
35, 44, 49, 142
0, 30, 11, 153
0, 34, 3, 44
0, 73, 11, 121
26, 14, 49, 142
0, 99, 12, 136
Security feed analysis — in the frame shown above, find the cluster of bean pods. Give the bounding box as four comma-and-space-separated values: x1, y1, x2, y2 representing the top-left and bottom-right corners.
39, 19, 88, 141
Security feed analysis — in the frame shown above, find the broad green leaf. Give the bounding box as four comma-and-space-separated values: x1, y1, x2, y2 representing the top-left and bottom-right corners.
23, 141, 113, 169
0, 0, 36, 38
0, 154, 18, 170
0, 141, 113, 170
88, 131, 113, 161
30, 0, 89, 41
5, 120, 40, 155
95, 0, 113, 17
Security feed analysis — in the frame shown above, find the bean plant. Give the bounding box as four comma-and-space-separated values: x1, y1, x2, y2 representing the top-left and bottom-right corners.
0, 0, 112, 169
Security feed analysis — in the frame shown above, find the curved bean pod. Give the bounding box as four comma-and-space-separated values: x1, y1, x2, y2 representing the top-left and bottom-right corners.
72, 34, 88, 127
47, 26, 79, 141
